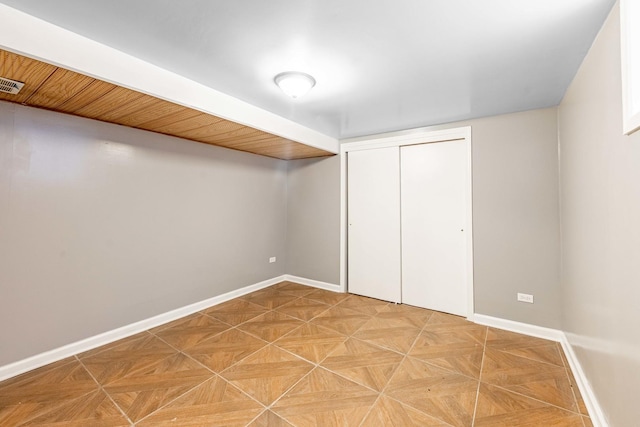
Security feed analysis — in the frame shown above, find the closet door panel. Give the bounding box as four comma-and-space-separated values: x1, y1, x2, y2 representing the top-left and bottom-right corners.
401, 141, 467, 315
347, 147, 401, 303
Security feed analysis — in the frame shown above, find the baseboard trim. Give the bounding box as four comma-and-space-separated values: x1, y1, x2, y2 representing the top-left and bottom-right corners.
283, 274, 341, 292
471, 313, 564, 342
559, 336, 608, 427
0, 275, 287, 382
471, 313, 607, 427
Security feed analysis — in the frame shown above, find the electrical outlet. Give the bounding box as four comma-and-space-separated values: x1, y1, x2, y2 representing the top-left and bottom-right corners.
269, 257, 276, 263
517, 293, 534, 303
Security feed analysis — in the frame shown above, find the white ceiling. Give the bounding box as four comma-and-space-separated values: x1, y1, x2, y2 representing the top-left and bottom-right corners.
0, 0, 615, 139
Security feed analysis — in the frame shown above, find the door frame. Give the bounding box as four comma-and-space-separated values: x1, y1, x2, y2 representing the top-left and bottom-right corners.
339, 126, 474, 319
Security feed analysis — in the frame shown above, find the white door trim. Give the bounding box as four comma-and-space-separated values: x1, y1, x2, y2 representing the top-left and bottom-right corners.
339, 126, 474, 318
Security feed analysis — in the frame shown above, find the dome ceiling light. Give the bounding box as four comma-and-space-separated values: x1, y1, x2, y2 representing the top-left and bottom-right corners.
274, 71, 316, 99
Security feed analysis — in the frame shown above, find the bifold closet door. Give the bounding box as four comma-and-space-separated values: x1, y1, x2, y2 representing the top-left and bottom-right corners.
347, 147, 401, 303
401, 141, 468, 316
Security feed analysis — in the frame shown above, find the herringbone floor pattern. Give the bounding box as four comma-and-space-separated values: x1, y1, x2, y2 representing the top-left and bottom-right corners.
0, 282, 592, 426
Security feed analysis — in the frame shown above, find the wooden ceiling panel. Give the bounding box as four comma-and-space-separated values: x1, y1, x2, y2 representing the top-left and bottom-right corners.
199, 126, 266, 144
0, 51, 56, 104
96, 93, 160, 123
211, 132, 279, 146
73, 86, 146, 120
56, 80, 117, 114
0, 49, 334, 160
112, 98, 185, 128
231, 139, 293, 150
262, 144, 330, 160
22, 68, 94, 109
149, 112, 224, 136
134, 106, 199, 131
169, 111, 225, 130
220, 141, 276, 153
245, 142, 329, 160
174, 122, 238, 141
195, 119, 248, 139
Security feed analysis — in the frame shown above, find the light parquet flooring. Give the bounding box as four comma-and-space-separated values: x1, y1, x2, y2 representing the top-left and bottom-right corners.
0, 281, 592, 426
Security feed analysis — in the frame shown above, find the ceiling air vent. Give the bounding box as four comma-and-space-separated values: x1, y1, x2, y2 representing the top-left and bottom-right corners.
0, 76, 25, 94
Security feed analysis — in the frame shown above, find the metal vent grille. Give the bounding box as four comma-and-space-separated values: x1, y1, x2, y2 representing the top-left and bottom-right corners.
0, 76, 25, 94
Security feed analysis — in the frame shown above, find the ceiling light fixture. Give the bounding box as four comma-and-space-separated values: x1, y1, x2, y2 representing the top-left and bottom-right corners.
274, 71, 316, 99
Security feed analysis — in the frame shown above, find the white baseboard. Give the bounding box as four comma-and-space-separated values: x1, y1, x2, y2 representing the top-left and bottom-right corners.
0, 275, 286, 382
471, 313, 607, 427
471, 313, 564, 342
559, 336, 608, 427
283, 274, 341, 292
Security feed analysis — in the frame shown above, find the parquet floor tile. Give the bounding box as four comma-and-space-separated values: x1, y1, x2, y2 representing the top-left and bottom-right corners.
77, 331, 152, 359
320, 338, 404, 392
486, 327, 555, 350
304, 288, 351, 305
385, 357, 479, 426
0, 360, 97, 406
308, 305, 372, 336
240, 289, 298, 309
481, 347, 578, 412
373, 303, 434, 329
136, 376, 263, 426
275, 323, 347, 363
152, 313, 231, 350
0, 360, 101, 426
564, 360, 589, 416
474, 383, 584, 427
201, 299, 269, 326
0, 357, 77, 390
237, 310, 305, 342
272, 367, 379, 426
337, 294, 389, 315
438, 323, 488, 346
424, 311, 473, 330
272, 281, 317, 297
249, 287, 285, 297
220, 345, 313, 406
409, 325, 486, 378
102, 352, 213, 422
486, 328, 564, 367
248, 410, 295, 426
183, 328, 267, 373
352, 316, 422, 353
362, 395, 450, 426
15, 389, 129, 427
0, 282, 594, 426
149, 312, 201, 333
274, 297, 331, 321
81, 334, 178, 384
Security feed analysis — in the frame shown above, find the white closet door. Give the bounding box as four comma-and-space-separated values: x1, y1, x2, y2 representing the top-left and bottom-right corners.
401, 141, 468, 316
348, 147, 401, 303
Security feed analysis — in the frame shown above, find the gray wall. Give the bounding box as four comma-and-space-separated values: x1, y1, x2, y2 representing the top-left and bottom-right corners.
286, 156, 341, 285
0, 102, 288, 366
455, 109, 561, 328
559, 3, 640, 426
